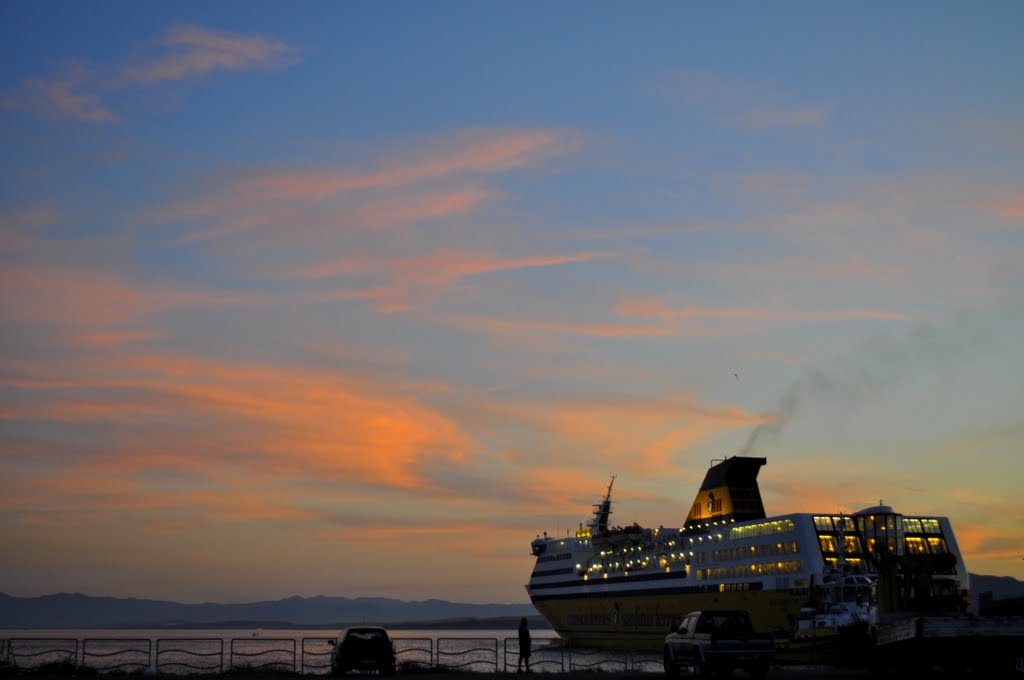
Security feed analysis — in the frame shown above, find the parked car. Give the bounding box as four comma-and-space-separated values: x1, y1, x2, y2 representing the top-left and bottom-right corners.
330, 627, 396, 675
664, 610, 773, 679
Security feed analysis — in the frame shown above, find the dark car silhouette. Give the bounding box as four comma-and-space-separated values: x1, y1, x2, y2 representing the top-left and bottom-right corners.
330, 626, 396, 675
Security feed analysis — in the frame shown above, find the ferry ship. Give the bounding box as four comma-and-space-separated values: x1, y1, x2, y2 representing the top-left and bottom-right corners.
526, 456, 969, 649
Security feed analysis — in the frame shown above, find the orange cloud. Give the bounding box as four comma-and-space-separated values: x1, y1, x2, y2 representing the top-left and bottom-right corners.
303, 249, 598, 312
986, 194, 1024, 219
0, 266, 167, 325
0, 264, 266, 327
2, 351, 474, 492
444, 391, 761, 482
0, 470, 320, 529
67, 331, 160, 347
442, 313, 686, 339
616, 297, 905, 323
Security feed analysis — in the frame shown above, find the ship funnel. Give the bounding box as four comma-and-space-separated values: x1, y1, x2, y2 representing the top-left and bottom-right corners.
684, 456, 767, 533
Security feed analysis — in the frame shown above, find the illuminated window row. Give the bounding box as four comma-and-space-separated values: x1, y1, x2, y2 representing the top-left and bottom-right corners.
813, 516, 856, 532
730, 519, 795, 540
713, 541, 799, 563
718, 582, 752, 593
905, 536, 948, 554
824, 557, 863, 568
818, 535, 864, 554
695, 560, 803, 581
903, 518, 942, 534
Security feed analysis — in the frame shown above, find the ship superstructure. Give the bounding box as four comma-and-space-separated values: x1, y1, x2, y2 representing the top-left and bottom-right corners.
526, 457, 968, 649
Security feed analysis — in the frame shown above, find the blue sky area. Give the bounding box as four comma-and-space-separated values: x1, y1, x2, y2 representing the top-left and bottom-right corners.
1, 2, 1022, 603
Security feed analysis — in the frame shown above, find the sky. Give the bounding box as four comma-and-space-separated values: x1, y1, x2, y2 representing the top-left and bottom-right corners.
1, 2, 1023, 605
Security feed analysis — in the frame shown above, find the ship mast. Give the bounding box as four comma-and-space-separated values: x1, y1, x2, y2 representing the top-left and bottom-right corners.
589, 475, 615, 534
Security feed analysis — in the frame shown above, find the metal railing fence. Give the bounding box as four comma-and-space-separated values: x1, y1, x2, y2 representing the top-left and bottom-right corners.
502, 638, 565, 673
155, 638, 224, 674
229, 637, 295, 672
436, 636, 497, 671
1, 635, 664, 674
83, 638, 152, 673
6, 638, 78, 670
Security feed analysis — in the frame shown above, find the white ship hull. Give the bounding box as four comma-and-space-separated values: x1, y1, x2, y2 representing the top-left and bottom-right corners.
525, 458, 968, 650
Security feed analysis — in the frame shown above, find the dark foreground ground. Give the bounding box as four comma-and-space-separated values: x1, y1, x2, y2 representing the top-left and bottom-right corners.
0, 671, 885, 680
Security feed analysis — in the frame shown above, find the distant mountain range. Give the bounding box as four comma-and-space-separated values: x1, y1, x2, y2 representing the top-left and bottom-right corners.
0, 593, 540, 629
2, 573, 1021, 629
971, 574, 1024, 600
971, 573, 1024, 613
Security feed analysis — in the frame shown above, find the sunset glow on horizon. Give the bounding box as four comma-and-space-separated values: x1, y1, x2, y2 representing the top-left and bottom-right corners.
2, 3, 1023, 605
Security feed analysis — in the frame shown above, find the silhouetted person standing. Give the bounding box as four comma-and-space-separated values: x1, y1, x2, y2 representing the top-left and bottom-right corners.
517, 617, 531, 673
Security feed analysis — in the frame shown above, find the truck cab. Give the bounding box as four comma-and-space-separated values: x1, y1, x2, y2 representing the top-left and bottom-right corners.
664, 609, 773, 678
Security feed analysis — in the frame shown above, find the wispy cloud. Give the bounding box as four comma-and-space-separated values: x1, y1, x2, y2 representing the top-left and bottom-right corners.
662, 68, 826, 128
0, 264, 266, 327
616, 297, 905, 323
66, 331, 160, 347
1, 350, 474, 494
229, 128, 574, 201
160, 127, 577, 248
985, 193, 1024, 219
444, 390, 762, 478
1, 24, 297, 123
182, 187, 494, 242
120, 24, 296, 85
441, 312, 687, 339
0, 207, 64, 253
1, 71, 116, 123
303, 249, 598, 312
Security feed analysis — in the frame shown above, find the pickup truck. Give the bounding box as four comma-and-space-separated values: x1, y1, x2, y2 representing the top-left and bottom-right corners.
663, 609, 774, 679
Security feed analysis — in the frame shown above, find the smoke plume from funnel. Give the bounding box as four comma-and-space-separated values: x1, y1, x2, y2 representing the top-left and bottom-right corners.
737, 315, 999, 456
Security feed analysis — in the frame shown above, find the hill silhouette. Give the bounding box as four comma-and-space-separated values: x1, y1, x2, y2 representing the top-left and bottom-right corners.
0, 592, 539, 629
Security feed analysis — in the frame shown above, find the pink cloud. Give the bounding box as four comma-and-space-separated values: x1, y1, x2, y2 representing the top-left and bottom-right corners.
2, 24, 296, 124
120, 24, 296, 85
0, 207, 63, 254
238, 129, 570, 200
1, 74, 116, 123
181, 187, 491, 242
163, 127, 576, 241
347, 188, 492, 226
664, 69, 826, 129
